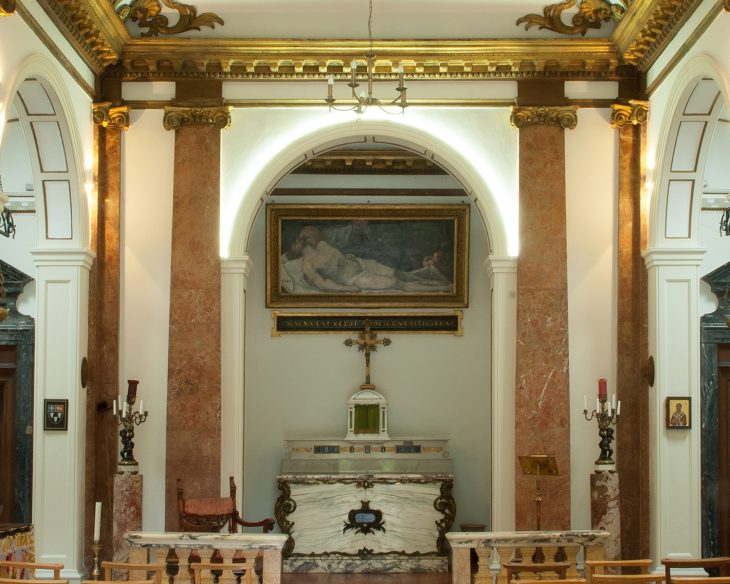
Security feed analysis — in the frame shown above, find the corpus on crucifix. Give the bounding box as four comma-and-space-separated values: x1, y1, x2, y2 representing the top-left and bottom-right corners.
344, 320, 392, 440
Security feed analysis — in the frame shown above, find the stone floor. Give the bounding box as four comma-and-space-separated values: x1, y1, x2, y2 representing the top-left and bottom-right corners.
281, 574, 451, 583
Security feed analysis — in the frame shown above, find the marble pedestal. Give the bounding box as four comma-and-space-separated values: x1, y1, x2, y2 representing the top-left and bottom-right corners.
113, 473, 143, 565
590, 471, 620, 560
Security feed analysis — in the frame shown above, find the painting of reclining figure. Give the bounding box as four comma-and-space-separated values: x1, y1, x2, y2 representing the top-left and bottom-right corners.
266, 204, 469, 308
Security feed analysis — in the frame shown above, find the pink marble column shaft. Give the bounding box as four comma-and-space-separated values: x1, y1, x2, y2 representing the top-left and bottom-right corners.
165, 125, 223, 529
514, 123, 571, 530
113, 473, 143, 569
591, 471, 621, 560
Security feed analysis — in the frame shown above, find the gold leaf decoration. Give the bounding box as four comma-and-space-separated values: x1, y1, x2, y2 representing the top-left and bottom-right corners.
163, 106, 231, 130
510, 106, 578, 129
516, 0, 622, 36
0, 0, 15, 16
92, 102, 130, 130
129, 0, 224, 37
610, 100, 648, 128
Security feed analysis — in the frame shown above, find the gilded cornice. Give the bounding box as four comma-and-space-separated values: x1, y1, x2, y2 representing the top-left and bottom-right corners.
612, 0, 703, 70
610, 99, 648, 127
0, 0, 15, 17
109, 38, 625, 81
92, 102, 130, 130
36, 0, 128, 72
510, 106, 578, 129
162, 106, 231, 130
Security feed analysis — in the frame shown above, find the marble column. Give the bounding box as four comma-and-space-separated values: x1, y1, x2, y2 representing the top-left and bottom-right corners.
611, 100, 650, 560
511, 106, 577, 530
590, 471, 621, 560
88, 103, 129, 561
163, 103, 231, 529
112, 474, 143, 567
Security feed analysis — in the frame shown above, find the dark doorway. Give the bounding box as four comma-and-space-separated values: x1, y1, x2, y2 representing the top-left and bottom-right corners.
0, 345, 17, 522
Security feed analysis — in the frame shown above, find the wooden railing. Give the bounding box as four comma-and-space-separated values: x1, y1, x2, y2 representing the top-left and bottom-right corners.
446, 530, 610, 584
124, 532, 289, 584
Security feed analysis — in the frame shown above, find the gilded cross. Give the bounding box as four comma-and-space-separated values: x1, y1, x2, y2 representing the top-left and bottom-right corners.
344, 320, 391, 388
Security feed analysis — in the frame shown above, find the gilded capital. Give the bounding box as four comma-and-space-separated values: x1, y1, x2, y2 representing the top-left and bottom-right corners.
510, 106, 578, 130
92, 102, 130, 130
163, 106, 231, 131
610, 100, 649, 128
0, 0, 15, 16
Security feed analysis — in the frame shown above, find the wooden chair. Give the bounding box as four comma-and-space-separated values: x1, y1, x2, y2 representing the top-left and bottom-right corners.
177, 476, 275, 533
82, 580, 154, 584
512, 579, 586, 584
101, 561, 165, 584
0, 560, 64, 580
662, 557, 730, 583
191, 561, 254, 584
506, 561, 571, 581
591, 573, 666, 584
0, 580, 67, 584
585, 560, 654, 584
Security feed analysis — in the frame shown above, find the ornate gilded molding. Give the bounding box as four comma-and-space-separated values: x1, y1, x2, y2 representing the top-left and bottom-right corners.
128, 0, 224, 36
612, 0, 703, 70
610, 100, 649, 127
92, 102, 130, 130
0, 0, 16, 16
510, 106, 578, 129
517, 0, 626, 36
162, 106, 231, 130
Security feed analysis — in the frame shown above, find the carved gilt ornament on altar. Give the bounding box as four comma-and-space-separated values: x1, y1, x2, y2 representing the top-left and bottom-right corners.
0, 0, 15, 16
517, 0, 628, 36
120, 0, 224, 36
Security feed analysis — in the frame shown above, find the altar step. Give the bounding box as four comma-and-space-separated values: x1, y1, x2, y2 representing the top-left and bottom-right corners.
282, 574, 451, 583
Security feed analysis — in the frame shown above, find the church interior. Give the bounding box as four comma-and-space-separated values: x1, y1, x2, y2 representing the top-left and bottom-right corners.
1, 0, 730, 582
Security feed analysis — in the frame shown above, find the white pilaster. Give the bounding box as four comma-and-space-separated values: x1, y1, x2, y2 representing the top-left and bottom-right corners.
31, 248, 94, 581
486, 254, 517, 531
643, 247, 704, 562
221, 255, 253, 509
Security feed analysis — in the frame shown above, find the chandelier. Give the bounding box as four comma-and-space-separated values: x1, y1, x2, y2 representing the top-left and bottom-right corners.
325, 0, 407, 114
0, 174, 16, 239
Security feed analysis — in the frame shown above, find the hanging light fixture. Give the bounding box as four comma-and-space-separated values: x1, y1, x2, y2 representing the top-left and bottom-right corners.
325, 0, 407, 114
720, 207, 730, 237
0, 173, 16, 239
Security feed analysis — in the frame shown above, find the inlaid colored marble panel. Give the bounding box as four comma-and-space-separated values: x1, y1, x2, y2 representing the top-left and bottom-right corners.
514, 123, 571, 530
165, 125, 223, 529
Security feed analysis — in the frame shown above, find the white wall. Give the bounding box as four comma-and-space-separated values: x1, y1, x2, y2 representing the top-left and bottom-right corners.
565, 107, 618, 529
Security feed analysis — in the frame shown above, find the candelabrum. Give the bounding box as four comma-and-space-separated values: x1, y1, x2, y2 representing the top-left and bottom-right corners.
90, 541, 101, 580
113, 380, 148, 473
583, 388, 620, 467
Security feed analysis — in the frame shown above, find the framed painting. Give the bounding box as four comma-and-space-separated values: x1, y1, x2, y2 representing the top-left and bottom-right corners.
266, 204, 469, 308
666, 396, 691, 429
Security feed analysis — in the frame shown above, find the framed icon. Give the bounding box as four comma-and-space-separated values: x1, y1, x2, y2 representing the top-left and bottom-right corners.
44, 399, 68, 431
666, 396, 691, 429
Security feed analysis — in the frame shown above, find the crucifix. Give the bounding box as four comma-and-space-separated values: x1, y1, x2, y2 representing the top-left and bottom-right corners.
344, 320, 392, 389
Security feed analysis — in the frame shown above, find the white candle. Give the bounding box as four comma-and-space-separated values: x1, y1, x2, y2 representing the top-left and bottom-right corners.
351, 60, 358, 71
139, 400, 144, 414
112, 399, 117, 416
93, 501, 101, 542
596, 398, 600, 412
583, 395, 587, 411
608, 400, 612, 416
613, 394, 617, 409
617, 400, 621, 416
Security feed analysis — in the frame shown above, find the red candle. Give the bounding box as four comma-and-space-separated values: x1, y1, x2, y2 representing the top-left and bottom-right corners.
126, 379, 139, 403
598, 378, 607, 400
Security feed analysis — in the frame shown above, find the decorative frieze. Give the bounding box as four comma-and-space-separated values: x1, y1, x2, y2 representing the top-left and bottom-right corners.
92, 102, 130, 130
127, 0, 224, 37
610, 100, 649, 128
162, 106, 231, 130
510, 106, 578, 129
0, 0, 16, 16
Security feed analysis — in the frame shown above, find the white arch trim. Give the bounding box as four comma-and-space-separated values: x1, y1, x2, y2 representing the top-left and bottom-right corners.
648, 53, 730, 250
222, 114, 514, 259
0, 53, 90, 249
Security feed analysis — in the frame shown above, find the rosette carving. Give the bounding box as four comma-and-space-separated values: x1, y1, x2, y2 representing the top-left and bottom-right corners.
610, 100, 649, 128
510, 106, 578, 130
0, 0, 16, 16
92, 102, 130, 130
163, 106, 231, 130
128, 0, 224, 37
517, 0, 625, 36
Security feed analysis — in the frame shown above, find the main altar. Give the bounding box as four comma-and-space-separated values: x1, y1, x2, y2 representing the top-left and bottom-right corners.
274, 324, 455, 573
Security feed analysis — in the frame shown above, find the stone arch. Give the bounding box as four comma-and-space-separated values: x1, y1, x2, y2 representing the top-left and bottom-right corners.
224, 117, 513, 259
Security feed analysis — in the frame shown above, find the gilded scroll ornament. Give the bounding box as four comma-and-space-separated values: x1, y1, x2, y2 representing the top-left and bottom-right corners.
610, 100, 648, 128
163, 106, 231, 130
510, 106, 578, 130
92, 102, 130, 130
128, 0, 224, 37
517, 0, 625, 36
0, 0, 16, 16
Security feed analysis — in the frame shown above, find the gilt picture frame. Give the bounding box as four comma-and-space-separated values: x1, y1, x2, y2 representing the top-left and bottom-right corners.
266, 204, 469, 308
666, 396, 691, 429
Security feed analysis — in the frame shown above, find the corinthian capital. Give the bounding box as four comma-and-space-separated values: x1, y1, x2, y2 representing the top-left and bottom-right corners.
92, 102, 130, 130
610, 100, 649, 128
163, 106, 231, 131
0, 0, 15, 16
510, 106, 578, 130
